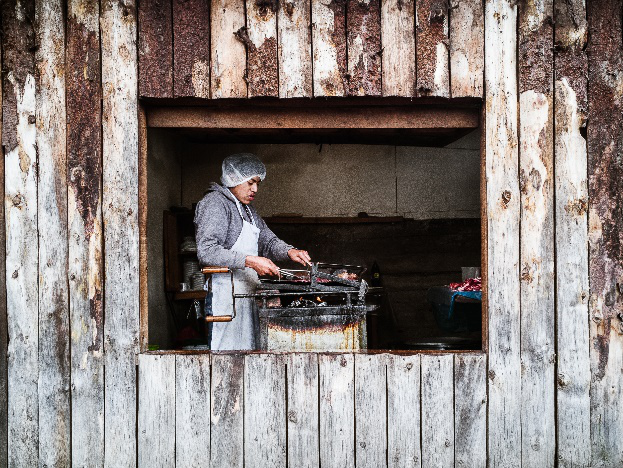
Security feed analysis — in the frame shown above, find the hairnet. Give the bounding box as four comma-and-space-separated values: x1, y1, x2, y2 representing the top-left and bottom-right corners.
220, 153, 266, 187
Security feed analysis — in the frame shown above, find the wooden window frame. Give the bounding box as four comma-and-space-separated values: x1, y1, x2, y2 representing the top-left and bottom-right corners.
138, 99, 487, 354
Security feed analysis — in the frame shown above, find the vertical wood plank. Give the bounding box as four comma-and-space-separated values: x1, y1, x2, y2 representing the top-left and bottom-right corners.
138, 354, 176, 468
246, 0, 279, 97
346, 0, 381, 96
421, 354, 454, 468
278, 0, 313, 98
518, 1, 555, 466
355, 354, 387, 468
312, 0, 347, 97
138, 0, 173, 97
319, 353, 354, 468
450, 0, 484, 97
416, 0, 449, 97
553, 0, 591, 465
454, 354, 487, 468
387, 354, 421, 468
67, 0, 105, 465
210, 0, 247, 98
380, 0, 415, 97
287, 353, 319, 468
35, 0, 70, 465
244, 353, 287, 468
173, 0, 211, 98
485, 0, 521, 466
101, 1, 140, 466
175, 354, 211, 467
1, 0, 39, 465
586, 0, 623, 465
211, 354, 244, 468
0, 37, 6, 468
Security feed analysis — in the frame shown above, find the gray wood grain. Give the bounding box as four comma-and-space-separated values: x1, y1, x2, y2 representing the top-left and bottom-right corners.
454, 354, 487, 468
421, 354, 454, 468
311, 0, 347, 97
176, 354, 211, 468
287, 353, 319, 468
381, 0, 415, 97
387, 354, 421, 468
450, 0, 484, 97
211, 354, 244, 468
138, 354, 175, 468
319, 353, 355, 468
0, 39, 5, 468
355, 353, 387, 468
278, 0, 313, 98
244, 353, 287, 468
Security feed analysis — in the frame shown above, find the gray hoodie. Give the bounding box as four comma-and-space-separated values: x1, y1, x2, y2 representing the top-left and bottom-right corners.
194, 182, 294, 269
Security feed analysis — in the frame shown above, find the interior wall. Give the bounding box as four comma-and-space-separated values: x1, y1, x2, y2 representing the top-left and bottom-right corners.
180, 130, 480, 219
147, 130, 182, 348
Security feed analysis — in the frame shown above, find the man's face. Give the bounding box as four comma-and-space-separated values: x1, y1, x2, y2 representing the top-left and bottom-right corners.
230, 176, 261, 205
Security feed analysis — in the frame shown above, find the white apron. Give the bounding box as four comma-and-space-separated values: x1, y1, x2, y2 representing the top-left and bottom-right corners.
209, 198, 261, 351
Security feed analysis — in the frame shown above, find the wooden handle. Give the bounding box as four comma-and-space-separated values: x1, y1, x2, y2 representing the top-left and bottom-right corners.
205, 315, 233, 322
202, 266, 230, 274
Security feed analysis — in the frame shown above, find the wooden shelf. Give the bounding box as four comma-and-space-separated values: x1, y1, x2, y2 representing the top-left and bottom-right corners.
173, 290, 207, 300
265, 216, 404, 224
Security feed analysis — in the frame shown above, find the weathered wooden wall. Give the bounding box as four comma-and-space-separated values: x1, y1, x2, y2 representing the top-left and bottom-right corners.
0, 0, 622, 466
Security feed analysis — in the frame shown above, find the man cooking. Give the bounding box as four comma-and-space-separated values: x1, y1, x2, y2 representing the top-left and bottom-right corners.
195, 153, 312, 351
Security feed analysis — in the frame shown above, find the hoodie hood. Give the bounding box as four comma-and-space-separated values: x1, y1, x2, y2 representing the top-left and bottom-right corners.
207, 182, 239, 204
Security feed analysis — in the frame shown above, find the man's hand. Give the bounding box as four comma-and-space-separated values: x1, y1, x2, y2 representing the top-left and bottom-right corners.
288, 249, 312, 266
245, 255, 280, 276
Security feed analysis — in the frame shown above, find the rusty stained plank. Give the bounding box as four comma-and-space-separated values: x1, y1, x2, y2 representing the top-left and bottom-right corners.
381, 0, 416, 97
0, 37, 5, 468
553, 0, 591, 465
312, 0, 347, 96
245, 0, 279, 97
173, 0, 211, 98
346, 0, 382, 96
1, 0, 39, 466
416, 0, 449, 97
449, 0, 484, 97
66, 0, 105, 465
518, 1, 555, 466
138, 0, 173, 97
586, 0, 623, 465
211, 0, 247, 98
278, 0, 313, 98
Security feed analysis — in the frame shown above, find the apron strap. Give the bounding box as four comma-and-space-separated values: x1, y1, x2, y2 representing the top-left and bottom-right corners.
233, 197, 256, 226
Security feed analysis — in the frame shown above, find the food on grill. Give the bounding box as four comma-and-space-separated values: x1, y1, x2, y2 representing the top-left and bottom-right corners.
449, 277, 482, 292
336, 271, 358, 281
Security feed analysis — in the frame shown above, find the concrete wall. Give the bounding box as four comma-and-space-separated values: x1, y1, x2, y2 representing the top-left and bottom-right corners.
180, 129, 480, 219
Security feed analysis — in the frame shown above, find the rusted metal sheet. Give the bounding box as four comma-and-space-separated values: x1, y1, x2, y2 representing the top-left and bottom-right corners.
173, 0, 211, 98
66, 0, 105, 465
346, 0, 382, 96
138, 0, 173, 97
416, 0, 449, 97
312, 0, 347, 96
278, 0, 313, 98
245, 0, 279, 97
587, 0, 623, 465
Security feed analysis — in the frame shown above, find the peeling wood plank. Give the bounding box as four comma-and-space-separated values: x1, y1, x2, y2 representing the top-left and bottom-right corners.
518, 1, 555, 466
35, 0, 70, 465
175, 354, 211, 467
312, 0, 347, 96
319, 353, 354, 467
67, 1, 105, 465
0, 41, 6, 468
138, 354, 175, 468
421, 354, 454, 467
416, 0, 449, 97
355, 354, 387, 468
246, 0, 279, 97
346, 0, 382, 96
173, 0, 211, 98
287, 353, 319, 468
381, 0, 415, 97
450, 0, 484, 97
1, 0, 39, 465
278, 0, 313, 98
554, 0, 591, 465
586, 0, 623, 465
211, 354, 244, 468
484, 1, 521, 466
387, 354, 421, 468
211, 0, 247, 98
101, 1, 140, 466
244, 353, 287, 468
454, 354, 487, 468
138, 0, 173, 97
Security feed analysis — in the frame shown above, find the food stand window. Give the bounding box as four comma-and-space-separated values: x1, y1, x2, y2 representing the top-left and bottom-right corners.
139, 102, 485, 353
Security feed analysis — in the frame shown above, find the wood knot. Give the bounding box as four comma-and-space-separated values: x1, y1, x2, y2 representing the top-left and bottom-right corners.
28, 115, 36, 125
591, 311, 603, 323
557, 373, 569, 388
445, 439, 452, 447
429, 4, 446, 23
288, 410, 297, 423
340, 356, 347, 367
11, 194, 24, 208
488, 370, 495, 381
284, 1, 295, 16
405, 362, 413, 371
12, 270, 18, 279
501, 190, 512, 207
